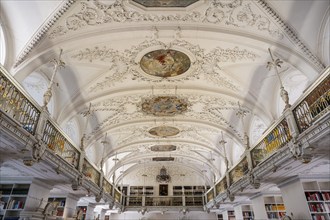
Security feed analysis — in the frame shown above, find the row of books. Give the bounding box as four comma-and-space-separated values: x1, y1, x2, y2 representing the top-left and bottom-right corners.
311, 214, 327, 220
11, 189, 29, 195
3, 199, 24, 210
306, 192, 323, 201
265, 204, 285, 211
243, 211, 253, 217
308, 203, 326, 212
267, 213, 279, 218
321, 192, 330, 201
57, 200, 65, 207
0, 190, 12, 195
278, 212, 286, 217
306, 192, 330, 201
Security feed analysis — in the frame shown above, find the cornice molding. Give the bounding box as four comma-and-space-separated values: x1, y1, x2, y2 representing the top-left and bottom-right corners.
255, 0, 325, 72
14, 0, 76, 68
13, 0, 325, 72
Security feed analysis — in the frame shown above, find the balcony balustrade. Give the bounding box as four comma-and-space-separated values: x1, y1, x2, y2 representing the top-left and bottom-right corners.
0, 64, 329, 209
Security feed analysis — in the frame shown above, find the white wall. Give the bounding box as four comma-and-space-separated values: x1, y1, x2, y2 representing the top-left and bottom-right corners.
279, 179, 310, 219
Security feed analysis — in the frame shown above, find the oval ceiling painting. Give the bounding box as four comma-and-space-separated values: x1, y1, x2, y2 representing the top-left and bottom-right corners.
150, 145, 177, 152
142, 96, 188, 116
133, 0, 199, 8
140, 49, 191, 78
149, 126, 180, 137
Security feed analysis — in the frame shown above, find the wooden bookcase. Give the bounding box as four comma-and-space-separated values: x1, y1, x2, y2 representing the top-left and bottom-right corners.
264, 196, 286, 219
172, 186, 205, 206
302, 181, 330, 220
173, 186, 183, 196
128, 186, 142, 206
172, 185, 206, 196
144, 186, 154, 206
0, 184, 30, 220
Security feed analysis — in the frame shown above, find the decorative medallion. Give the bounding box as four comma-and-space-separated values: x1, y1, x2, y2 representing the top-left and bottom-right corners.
149, 126, 180, 137
142, 96, 188, 116
140, 50, 190, 78
152, 157, 175, 161
151, 145, 177, 152
156, 166, 171, 183
133, 0, 199, 8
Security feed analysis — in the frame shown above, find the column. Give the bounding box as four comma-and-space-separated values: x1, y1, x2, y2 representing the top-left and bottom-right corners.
85, 203, 96, 220
63, 194, 80, 219
20, 179, 54, 220
99, 208, 107, 220
222, 211, 228, 220
234, 205, 243, 220
278, 178, 310, 219
250, 194, 268, 219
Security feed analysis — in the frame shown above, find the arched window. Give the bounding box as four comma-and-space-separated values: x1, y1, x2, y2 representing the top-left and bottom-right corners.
63, 118, 79, 146
22, 72, 54, 114
277, 71, 308, 116
0, 22, 6, 65
250, 115, 267, 146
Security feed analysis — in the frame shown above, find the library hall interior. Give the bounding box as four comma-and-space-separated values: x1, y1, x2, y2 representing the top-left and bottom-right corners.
0, 0, 329, 220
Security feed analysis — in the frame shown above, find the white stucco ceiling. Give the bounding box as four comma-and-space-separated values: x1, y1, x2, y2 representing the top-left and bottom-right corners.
0, 0, 328, 186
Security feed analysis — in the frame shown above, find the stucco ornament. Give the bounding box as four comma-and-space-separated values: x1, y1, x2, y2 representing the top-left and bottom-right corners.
71, 38, 252, 93
48, 0, 282, 39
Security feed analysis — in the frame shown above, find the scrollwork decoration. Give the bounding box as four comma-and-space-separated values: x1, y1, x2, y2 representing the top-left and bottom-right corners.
71, 38, 253, 93
48, 0, 282, 39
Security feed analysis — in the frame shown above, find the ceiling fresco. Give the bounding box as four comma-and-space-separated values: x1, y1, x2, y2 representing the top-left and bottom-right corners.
132, 0, 200, 8
140, 49, 191, 78
148, 126, 180, 137
152, 157, 175, 161
141, 96, 189, 116
150, 145, 177, 152
5, 0, 326, 191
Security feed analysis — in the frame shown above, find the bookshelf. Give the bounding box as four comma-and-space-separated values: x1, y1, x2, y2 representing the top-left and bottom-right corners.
173, 186, 183, 196
228, 210, 236, 220
242, 205, 254, 220
172, 185, 206, 196
217, 214, 223, 220
264, 196, 286, 219
173, 186, 205, 206
129, 186, 143, 206
77, 206, 87, 220
47, 197, 66, 217
144, 186, 154, 206
302, 181, 330, 220
0, 184, 30, 220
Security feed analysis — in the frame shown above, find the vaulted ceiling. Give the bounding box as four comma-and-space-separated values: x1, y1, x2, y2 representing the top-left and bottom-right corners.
1, 0, 329, 186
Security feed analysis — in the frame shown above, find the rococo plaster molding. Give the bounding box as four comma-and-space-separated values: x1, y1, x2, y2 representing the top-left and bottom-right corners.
47, 0, 282, 39
14, 0, 324, 72
14, 0, 76, 68
78, 93, 250, 144
71, 38, 253, 92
